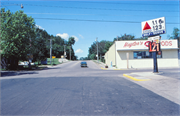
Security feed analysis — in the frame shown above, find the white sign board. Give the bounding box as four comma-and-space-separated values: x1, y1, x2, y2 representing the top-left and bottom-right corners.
148, 36, 160, 43
141, 17, 166, 37
115, 40, 177, 50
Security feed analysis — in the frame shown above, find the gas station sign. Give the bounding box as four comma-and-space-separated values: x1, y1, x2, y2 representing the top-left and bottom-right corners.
148, 36, 160, 43
141, 17, 166, 37
149, 42, 160, 52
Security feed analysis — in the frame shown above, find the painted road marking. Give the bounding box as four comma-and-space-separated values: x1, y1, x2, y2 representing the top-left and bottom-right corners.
101, 67, 107, 70
123, 74, 151, 81
101, 67, 128, 70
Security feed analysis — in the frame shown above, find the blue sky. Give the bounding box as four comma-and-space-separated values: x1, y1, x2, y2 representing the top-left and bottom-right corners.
1, 0, 179, 58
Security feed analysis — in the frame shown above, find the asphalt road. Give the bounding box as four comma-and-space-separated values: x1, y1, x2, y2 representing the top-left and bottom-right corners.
0, 61, 180, 116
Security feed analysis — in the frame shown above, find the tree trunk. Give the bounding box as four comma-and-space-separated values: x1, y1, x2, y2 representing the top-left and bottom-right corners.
28, 60, 32, 69
9, 59, 18, 70
1, 57, 8, 69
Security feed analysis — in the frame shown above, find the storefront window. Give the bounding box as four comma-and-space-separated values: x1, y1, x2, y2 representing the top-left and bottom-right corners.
133, 51, 162, 59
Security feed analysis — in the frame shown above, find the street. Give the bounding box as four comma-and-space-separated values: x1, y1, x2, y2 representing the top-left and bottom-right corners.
1, 61, 180, 115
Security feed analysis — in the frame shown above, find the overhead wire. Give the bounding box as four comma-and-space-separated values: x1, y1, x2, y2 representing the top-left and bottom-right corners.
24, 12, 179, 17
1, 2, 179, 24
33, 17, 179, 24
1, 2, 179, 12
6, 1, 178, 6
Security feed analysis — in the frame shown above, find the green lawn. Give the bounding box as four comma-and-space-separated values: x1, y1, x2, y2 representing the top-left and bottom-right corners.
1, 58, 62, 71
34, 58, 61, 66
47, 58, 61, 65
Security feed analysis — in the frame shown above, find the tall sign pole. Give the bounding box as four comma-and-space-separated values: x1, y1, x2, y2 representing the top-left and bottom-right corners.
153, 50, 158, 72
148, 36, 161, 73
141, 17, 165, 73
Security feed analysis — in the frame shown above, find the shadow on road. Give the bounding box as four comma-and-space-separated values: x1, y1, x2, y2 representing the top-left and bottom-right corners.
1, 71, 38, 77
0, 67, 63, 77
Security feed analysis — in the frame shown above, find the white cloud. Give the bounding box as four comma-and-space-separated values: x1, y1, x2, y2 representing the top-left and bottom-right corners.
75, 49, 83, 53
56, 33, 69, 40
56, 33, 79, 41
72, 35, 79, 42
35, 24, 44, 30
78, 34, 84, 39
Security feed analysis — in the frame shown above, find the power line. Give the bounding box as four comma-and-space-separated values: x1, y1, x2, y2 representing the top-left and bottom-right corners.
33, 17, 179, 24
1, 3, 10, 10
3, 1, 179, 6
60, 1, 179, 6
2, 3, 179, 12
24, 12, 179, 17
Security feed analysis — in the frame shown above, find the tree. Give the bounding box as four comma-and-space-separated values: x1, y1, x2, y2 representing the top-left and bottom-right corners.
172, 27, 180, 39
169, 27, 180, 48
68, 37, 75, 46
1, 8, 36, 69
89, 54, 96, 60
32, 28, 48, 64
135, 37, 148, 40
105, 41, 113, 51
66, 37, 76, 60
114, 34, 135, 42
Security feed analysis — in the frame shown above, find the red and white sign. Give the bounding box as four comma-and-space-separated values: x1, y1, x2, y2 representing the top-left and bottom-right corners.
148, 36, 160, 43
116, 40, 177, 50
141, 17, 166, 37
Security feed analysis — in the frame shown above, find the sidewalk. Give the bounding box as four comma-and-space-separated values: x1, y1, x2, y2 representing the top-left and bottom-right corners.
93, 60, 106, 68
47, 58, 69, 68
93, 60, 138, 70
122, 71, 180, 105
1, 59, 70, 77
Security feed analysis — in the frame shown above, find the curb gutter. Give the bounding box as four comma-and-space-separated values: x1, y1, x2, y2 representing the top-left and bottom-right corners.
123, 74, 151, 81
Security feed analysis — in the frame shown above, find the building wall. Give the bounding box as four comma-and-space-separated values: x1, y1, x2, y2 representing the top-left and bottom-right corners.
116, 50, 179, 69
105, 43, 116, 67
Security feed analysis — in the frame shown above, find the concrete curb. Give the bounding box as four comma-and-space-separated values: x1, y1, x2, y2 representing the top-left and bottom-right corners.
123, 74, 151, 81
101, 67, 107, 70
101, 67, 129, 70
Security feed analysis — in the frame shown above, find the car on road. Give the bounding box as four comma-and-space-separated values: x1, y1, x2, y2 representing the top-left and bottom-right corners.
81, 61, 87, 67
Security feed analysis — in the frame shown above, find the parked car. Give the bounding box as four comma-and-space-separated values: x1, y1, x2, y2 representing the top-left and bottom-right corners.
81, 61, 87, 67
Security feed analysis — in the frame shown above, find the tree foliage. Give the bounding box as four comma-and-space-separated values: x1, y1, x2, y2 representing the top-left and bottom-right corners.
169, 27, 180, 48
86, 34, 148, 61
0, 8, 77, 69
1, 8, 36, 69
87, 40, 113, 61
32, 28, 49, 64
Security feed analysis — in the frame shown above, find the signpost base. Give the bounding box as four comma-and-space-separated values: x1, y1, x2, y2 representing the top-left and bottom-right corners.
153, 52, 158, 73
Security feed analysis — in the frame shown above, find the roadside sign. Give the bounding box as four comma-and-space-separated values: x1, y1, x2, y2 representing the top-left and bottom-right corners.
149, 42, 160, 52
52, 56, 56, 59
148, 36, 160, 43
141, 17, 166, 37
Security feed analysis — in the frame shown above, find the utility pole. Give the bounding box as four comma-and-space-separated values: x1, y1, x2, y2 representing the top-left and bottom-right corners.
96, 38, 98, 63
50, 39, 52, 65
69, 46, 71, 60
64, 45, 66, 58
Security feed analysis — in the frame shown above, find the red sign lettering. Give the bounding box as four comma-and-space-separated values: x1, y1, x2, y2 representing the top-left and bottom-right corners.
160, 41, 172, 46
123, 41, 172, 48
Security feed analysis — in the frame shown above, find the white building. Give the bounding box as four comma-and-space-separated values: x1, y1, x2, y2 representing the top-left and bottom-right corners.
105, 40, 179, 69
